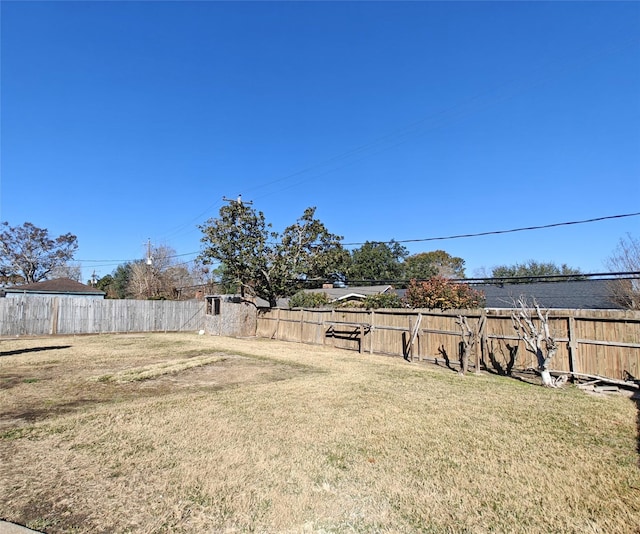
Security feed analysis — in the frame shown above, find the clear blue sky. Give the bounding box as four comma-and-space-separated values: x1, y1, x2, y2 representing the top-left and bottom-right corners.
1, 1, 639, 282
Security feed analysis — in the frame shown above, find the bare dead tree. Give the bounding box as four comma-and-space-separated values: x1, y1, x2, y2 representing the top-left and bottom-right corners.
455, 315, 479, 375
129, 261, 159, 299
606, 234, 640, 310
127, 245, 198, 300
511, 297, 567, 387
50, 262, 83, 282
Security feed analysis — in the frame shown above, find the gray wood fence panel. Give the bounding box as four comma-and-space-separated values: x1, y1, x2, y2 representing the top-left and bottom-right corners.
0, 296, 205, 336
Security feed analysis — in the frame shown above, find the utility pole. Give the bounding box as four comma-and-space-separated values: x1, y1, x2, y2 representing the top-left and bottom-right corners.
145, 238, 154, 299
146, 238, 153, 266
222, 194, 253, 206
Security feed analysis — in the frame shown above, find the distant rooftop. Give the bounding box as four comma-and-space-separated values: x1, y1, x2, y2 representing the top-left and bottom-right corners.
4, 278, 105, 296
467, 279, 622, 310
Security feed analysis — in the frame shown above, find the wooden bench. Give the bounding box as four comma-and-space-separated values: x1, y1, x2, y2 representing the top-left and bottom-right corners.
323, 321, 371, 354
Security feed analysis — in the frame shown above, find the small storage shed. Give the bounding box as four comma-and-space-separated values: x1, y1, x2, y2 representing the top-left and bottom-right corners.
204, 294, 257, 337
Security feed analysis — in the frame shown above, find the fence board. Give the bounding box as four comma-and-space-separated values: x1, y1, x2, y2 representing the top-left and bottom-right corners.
257, 307, 640, 382
0, 296, 205, 336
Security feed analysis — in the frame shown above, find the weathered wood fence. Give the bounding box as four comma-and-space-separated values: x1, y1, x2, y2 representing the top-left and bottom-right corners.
257, 307, 640, 382
0, 296, 205, 336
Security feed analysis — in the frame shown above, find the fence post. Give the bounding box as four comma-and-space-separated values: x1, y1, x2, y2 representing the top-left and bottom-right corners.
475, 310, 486, 373
331, 309, 335, 347
18, 297, 26, 336
568, 316, 578, 376
405, 313, 423, 361
370, 310, 375, 354
50, 297, 59, 335
300, 309, 304, 343
421, 311, 428, 360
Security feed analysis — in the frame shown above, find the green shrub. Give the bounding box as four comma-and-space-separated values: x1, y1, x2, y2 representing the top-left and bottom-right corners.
289, 291, 331, 308
362, 293, 403, 309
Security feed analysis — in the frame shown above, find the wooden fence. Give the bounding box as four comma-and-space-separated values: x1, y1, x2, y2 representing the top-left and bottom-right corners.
0, 296, 205, 336
257, 307, 640, 382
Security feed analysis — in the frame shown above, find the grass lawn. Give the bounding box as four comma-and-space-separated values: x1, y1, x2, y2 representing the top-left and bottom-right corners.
1, 333, 639, 533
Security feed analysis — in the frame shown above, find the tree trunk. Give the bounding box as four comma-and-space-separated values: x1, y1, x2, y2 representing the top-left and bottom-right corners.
536, 346, 557, 387
459, 342, 469, 375
539, 368, 555, 387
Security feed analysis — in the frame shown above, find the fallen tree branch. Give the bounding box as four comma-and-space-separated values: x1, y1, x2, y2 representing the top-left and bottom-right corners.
550, 370, 640, 390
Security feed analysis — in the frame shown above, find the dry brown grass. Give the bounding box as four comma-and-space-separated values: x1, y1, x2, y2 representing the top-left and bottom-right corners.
1, 333, 639, 533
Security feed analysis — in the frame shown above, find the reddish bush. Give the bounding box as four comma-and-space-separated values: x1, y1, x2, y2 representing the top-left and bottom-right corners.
404, 276, 485, 310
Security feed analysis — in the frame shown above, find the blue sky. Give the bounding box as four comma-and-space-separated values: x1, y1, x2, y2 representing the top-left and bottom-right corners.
1, 1, 639, 282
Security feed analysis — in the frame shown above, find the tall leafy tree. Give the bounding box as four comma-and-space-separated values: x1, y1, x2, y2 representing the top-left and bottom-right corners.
95, 274, 115, 295
403, 250, 466, 280
97, 263, 134, 299
491, 260, 583, 282
0, 222, 78, 284
198, 203, 345, 307
200, 200, 272, 300
277, 207, 350, 285
348, 241, 408, 284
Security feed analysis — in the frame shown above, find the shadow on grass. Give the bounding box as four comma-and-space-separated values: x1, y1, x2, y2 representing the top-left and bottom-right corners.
478, 341, 540, 384
633, 392, 640, 466
0, 398, 99, 430
426, 345, 463, 373
484, 343, 518, 376
625, 372, 640, 466
0, 345, 71, 357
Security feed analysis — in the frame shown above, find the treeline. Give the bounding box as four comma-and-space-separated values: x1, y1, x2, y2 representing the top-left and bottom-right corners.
289, 276, 486, 310
2, 213, 637, 309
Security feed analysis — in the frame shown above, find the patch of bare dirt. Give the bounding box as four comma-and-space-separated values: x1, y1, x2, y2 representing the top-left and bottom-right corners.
0, 350, 316, 431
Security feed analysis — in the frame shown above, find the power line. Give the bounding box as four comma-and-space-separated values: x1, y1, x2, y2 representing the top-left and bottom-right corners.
75, 211, 639, 269
148, 32, 640, 242
342, 212, 640, 246
171, 270, 640, 293
341, 271, 640, 286
240, 34, 640, 202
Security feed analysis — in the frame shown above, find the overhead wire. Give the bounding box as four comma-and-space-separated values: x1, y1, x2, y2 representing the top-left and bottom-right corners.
238, 33, 640, 204
342, 212, 640, 246
149, 32, 640, 243
172, 270, 640, 294
73, 33, 640, 275
75, 211, 640, 273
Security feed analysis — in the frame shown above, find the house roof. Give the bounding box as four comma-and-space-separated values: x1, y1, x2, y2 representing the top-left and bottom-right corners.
308, 285, 394, 302
254, 285, 394, 308
393, 279, 623, 310
4, 278, 105, 296
304, 285, 393, 302
470, 279, 622, 310
247, 297, 287, 308
255, 280, 622, 310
